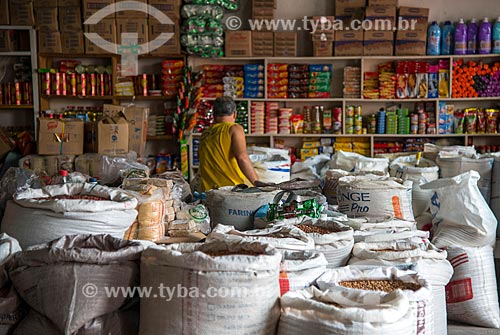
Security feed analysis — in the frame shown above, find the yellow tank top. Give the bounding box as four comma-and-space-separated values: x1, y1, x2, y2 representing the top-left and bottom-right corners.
198, 122, 246, 192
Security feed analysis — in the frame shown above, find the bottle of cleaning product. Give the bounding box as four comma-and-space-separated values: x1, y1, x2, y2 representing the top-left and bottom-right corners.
493, 17, 500, 53
467, 18, 479, 54
455, 18, 468, 55
441, 21, 454, 55
479, 17, 492, 54
427, 21, 441, 55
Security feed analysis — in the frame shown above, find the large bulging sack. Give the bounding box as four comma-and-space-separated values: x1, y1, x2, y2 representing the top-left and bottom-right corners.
279, 250, 327, 296
329, 151, 389, 174
491, 156, 500, 236
248, 147, 291, 183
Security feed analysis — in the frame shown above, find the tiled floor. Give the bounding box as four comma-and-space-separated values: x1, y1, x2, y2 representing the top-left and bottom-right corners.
448, 321, 500, 334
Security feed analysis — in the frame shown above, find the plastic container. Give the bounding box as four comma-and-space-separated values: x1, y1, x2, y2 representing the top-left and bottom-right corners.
427, 21, 441, 55
55, 170, 70, 184
493, 17, 500, 53
455, 18, 468, 55
479, 18, 492, 54
441, 21, 454, 55
467, 18, 479, 54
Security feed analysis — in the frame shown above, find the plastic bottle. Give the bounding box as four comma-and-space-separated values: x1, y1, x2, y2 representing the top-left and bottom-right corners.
479, 17, 492, 54
57, 170, 70, 184
493, 17, 500, 53
467, 18, 479, 54
441, 21, 454, 55
427, 21, 441, 55
454, 18, 468, 55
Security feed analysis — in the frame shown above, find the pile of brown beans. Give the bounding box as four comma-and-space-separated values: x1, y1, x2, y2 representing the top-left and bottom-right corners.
296, 224, 340, 235
339, 280, 421, 292
33, 195, 109, 201
203, 250, 263, 257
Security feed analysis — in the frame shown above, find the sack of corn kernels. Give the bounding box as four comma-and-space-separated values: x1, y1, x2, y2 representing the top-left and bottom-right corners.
208, 224, 314, 252
293, 220, 354, 268
317, 266, 432, 335
139, 240, 282, 335
1, 183, 138, 248
7, 235, 145, 335
278, 285, 413, 335
279, 250, 327, 296
348, 240, 453, 335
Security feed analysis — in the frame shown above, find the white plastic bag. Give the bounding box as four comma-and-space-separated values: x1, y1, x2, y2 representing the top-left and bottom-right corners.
329, 151, 389, 174
291, 154, 331, 180
248, 147, 291, 183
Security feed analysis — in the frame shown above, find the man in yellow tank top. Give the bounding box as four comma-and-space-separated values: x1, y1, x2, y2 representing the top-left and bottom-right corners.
198, 97, 260, 192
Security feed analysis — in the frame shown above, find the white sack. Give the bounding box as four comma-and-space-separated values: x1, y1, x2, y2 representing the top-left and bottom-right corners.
248, 147, 291, 183
491, 157, 500, 236
280, 250, 327, 295
329, 151, 389, 174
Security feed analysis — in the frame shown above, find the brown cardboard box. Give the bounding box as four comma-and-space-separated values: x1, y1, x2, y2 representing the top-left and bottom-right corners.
62, 31, 84, 53
115, 0, 147, 19
148, 22, 180, 55
116, 18, 148, 53
148, 0, 181, 19
103, 104, 125, 117
37, 118, 84, 155
35, 7, 59, 30
274, 32, 297, 57
58, 0, 80, 5
335, 0, 365, 7
10, 0, 35, 26
252, 31, 273, 56
363, 30, 394, 55
364, 6, 396, 30
335, 30, 363, 56
124, 106, 149, 157
97, 117, 129, 155
309, 16, 335, 40
335, 5, 365, 25
59, 6, 82, 31
82, 0, 114, 20
0, 0, 9, 24
38, 30, 62, 53
368, 0, 397, 5
34, 0, 57, 7
399, 7, 429, 31
313, 40, 333, 57
85, 18, 117, 54
225, 31, 252, 57
0, 128, 13, 159
395, 29, 426, 55
0, 30, 17, 52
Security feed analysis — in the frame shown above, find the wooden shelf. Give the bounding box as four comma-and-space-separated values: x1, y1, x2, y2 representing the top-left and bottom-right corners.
0, 51, 31, 56
0, 104, 34, 109
41, 95, 114, 100
115, 95, 176, 101
147, 135, 174, 141
38, 53, 116, 59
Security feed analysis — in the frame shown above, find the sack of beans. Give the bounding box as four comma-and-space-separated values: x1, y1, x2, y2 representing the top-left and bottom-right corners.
278, 285, 414, 335
445, 245, 500, 328
348, 240, 453, 335
139, 240, 282, 335
6, 235, 145, 335
1, 183, 138, 248
337, 175, 414, 221
329, 151, 390, 174
208, 224, 315, 252
294, 220, 354, 268
280, 250, 327, 296
317, 266, 432, 335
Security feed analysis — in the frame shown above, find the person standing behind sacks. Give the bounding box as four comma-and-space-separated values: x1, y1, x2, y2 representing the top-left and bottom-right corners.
198, 96, 260, 192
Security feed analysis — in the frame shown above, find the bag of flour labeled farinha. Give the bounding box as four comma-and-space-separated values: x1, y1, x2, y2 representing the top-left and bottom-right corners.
329, 151, 389, 174
278, 286, 413, 335
139, 240, 282, 335
317, 266, 432, 335
337, 175, 414, 221
422, 171, 497, 248
279, 250, 327, 296
445, 245, 500, 328
208, 224, 315, 252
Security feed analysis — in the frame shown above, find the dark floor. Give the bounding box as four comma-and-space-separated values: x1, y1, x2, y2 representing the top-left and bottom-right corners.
448, 321, 500, 334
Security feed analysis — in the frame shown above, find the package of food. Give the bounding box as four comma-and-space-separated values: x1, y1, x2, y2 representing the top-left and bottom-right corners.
477, 109, 487, 134
465, 108, 477, 134
454, 109, 465, 134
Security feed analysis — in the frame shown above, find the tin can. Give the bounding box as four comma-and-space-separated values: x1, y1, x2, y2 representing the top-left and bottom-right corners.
4, 83, 11, 105
0, 84, 3, 104
142, 74, 148, 96
411, 124, 418, 134
81, 74, 86, 96
55, 73, 61, 95
345, 125, 354, 134
104, 74, 112, 95
14, 82, 21, 105
90, 74, 96, 96
61, 73, 67, 96
99, 74, 105, 96
43, 73, 51, 96
346, 106, 354, 117
354, 105, 362, 116
71, 73, 77, 96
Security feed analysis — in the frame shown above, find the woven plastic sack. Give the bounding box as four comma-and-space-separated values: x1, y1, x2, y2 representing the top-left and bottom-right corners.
279, 250, 327, 296
329, 151, 389, 174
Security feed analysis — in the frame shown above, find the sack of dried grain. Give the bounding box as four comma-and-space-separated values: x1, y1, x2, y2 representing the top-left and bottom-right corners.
1, 183, 138, 248
317, 266, 432, 335
139, 240, 282, 335
7, 235, 145, 335
278, 283, 413, 335
279, 250, 327, 296
330, 151, 390, 174
75, 154, 102, 178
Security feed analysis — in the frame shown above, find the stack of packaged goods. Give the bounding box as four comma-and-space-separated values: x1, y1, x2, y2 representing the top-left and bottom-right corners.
288, 64, 309, 99
267, 64, 288, 99
416, 62, 429, 98
452, 59, 500, 98
438, 102, 454, 134
362, 72, 379, 99
191, 100, 214, 134
343, 66, 361, 98
162, 60, 184, 97
397, 108, 410, 134
265, 102, 279, 134
374, 138, 434, 155
180, 4, 225, 57
378, 62, 396, 99
244, 64, 264, 98
301, 138, 322, 160
251, 102, 265, 134
461, 108, 499, 134
308, 64, 332, 99
385, 111, 398, 134
235, 101, 249, 134
332, 107, 342, 135
202, 65, 224, 98
428, 64, 439, 98
279, 108, 293, 134
345, 106, 363, 135
147, 114, 167, 137
127, 74, 162, 97
438, 59, 450, 98
334, 137, 370, 157
223, 65, 244, 98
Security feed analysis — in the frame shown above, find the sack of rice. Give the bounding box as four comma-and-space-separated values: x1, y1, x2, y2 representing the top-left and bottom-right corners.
208, 224, 314, 252
1, 183, 138, 248
317, 266, 432, 335
280, 250, 327, 295
337, 175, 414, 221
139, 240, 282, 335
6, 235, 145, 335
278, 285, 413, 335
329, 151, 389, 174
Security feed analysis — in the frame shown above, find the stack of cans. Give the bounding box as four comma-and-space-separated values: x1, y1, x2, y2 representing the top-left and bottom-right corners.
386, 111, 398, 134
376, 109, 386, 134
397, 109, 410, 134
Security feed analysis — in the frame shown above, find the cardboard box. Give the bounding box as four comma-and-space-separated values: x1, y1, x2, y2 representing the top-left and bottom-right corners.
58, 0, 80, 5
38, 30, 62, 53
335, 30, 363, 56
274, 32, 297, 57
85, 18, 116, 54
148, 0, 181, 19
335, 5, 365, 24
364, 6, 396, 30
0, 0, 9, 25
59, 6, 82, 31
225, 30, 252, 57
35, 7, 59, 30
309, 16, 335, 40
62, 31, 84, 54
124, 106, 149, 157
97, 117, 129, 155
252, 31, 274, 56
363, 30, 394, 55
313, 40, 333, 57
34, 0, 57, 6
103, 104, 125, 117
10, 0, 35, 26
148, 22, 180, 55
395, 29, 426, 55
37, 118, 84, 155
0, 128, 13, 159
116, 18, 148, 53
115, 0, 147, 19
0, 30, 17, 52
82, 0, 114, 20
398, 6, 429, 19
335, 0, 365, 7
368, 0, 397, 5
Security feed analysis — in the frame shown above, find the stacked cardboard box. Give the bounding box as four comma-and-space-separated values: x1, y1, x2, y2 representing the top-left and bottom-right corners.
225, 31, 253, 57
148, 0, 182, 55
252, 0, 275, 21
363, 6, 396, 55
37, 118, 85, 155
252, 32, 274, 57
335, 31, 363, 56
0, 30, 17, 52
60, 0, 84, 54
395, 6, 429, 55
274, 32, 297, 57
83, 0, 116, 54
310, 16, 335, 57
0, 0, 9, 25
9, 0, 35, 26
34, 0, 61, 53
335, 0, 365, 25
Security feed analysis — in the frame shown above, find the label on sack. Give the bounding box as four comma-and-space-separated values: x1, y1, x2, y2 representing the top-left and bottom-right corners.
446, 278, 474, 303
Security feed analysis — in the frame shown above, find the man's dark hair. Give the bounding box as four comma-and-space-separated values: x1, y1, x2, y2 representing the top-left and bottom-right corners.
213, 96, 236, 117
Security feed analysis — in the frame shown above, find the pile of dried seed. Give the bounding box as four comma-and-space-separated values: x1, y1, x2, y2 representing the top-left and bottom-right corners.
339, 280, 421, 292
33, 195, 109, 201
296, 224, 340, 234
203, 250, 263, 257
